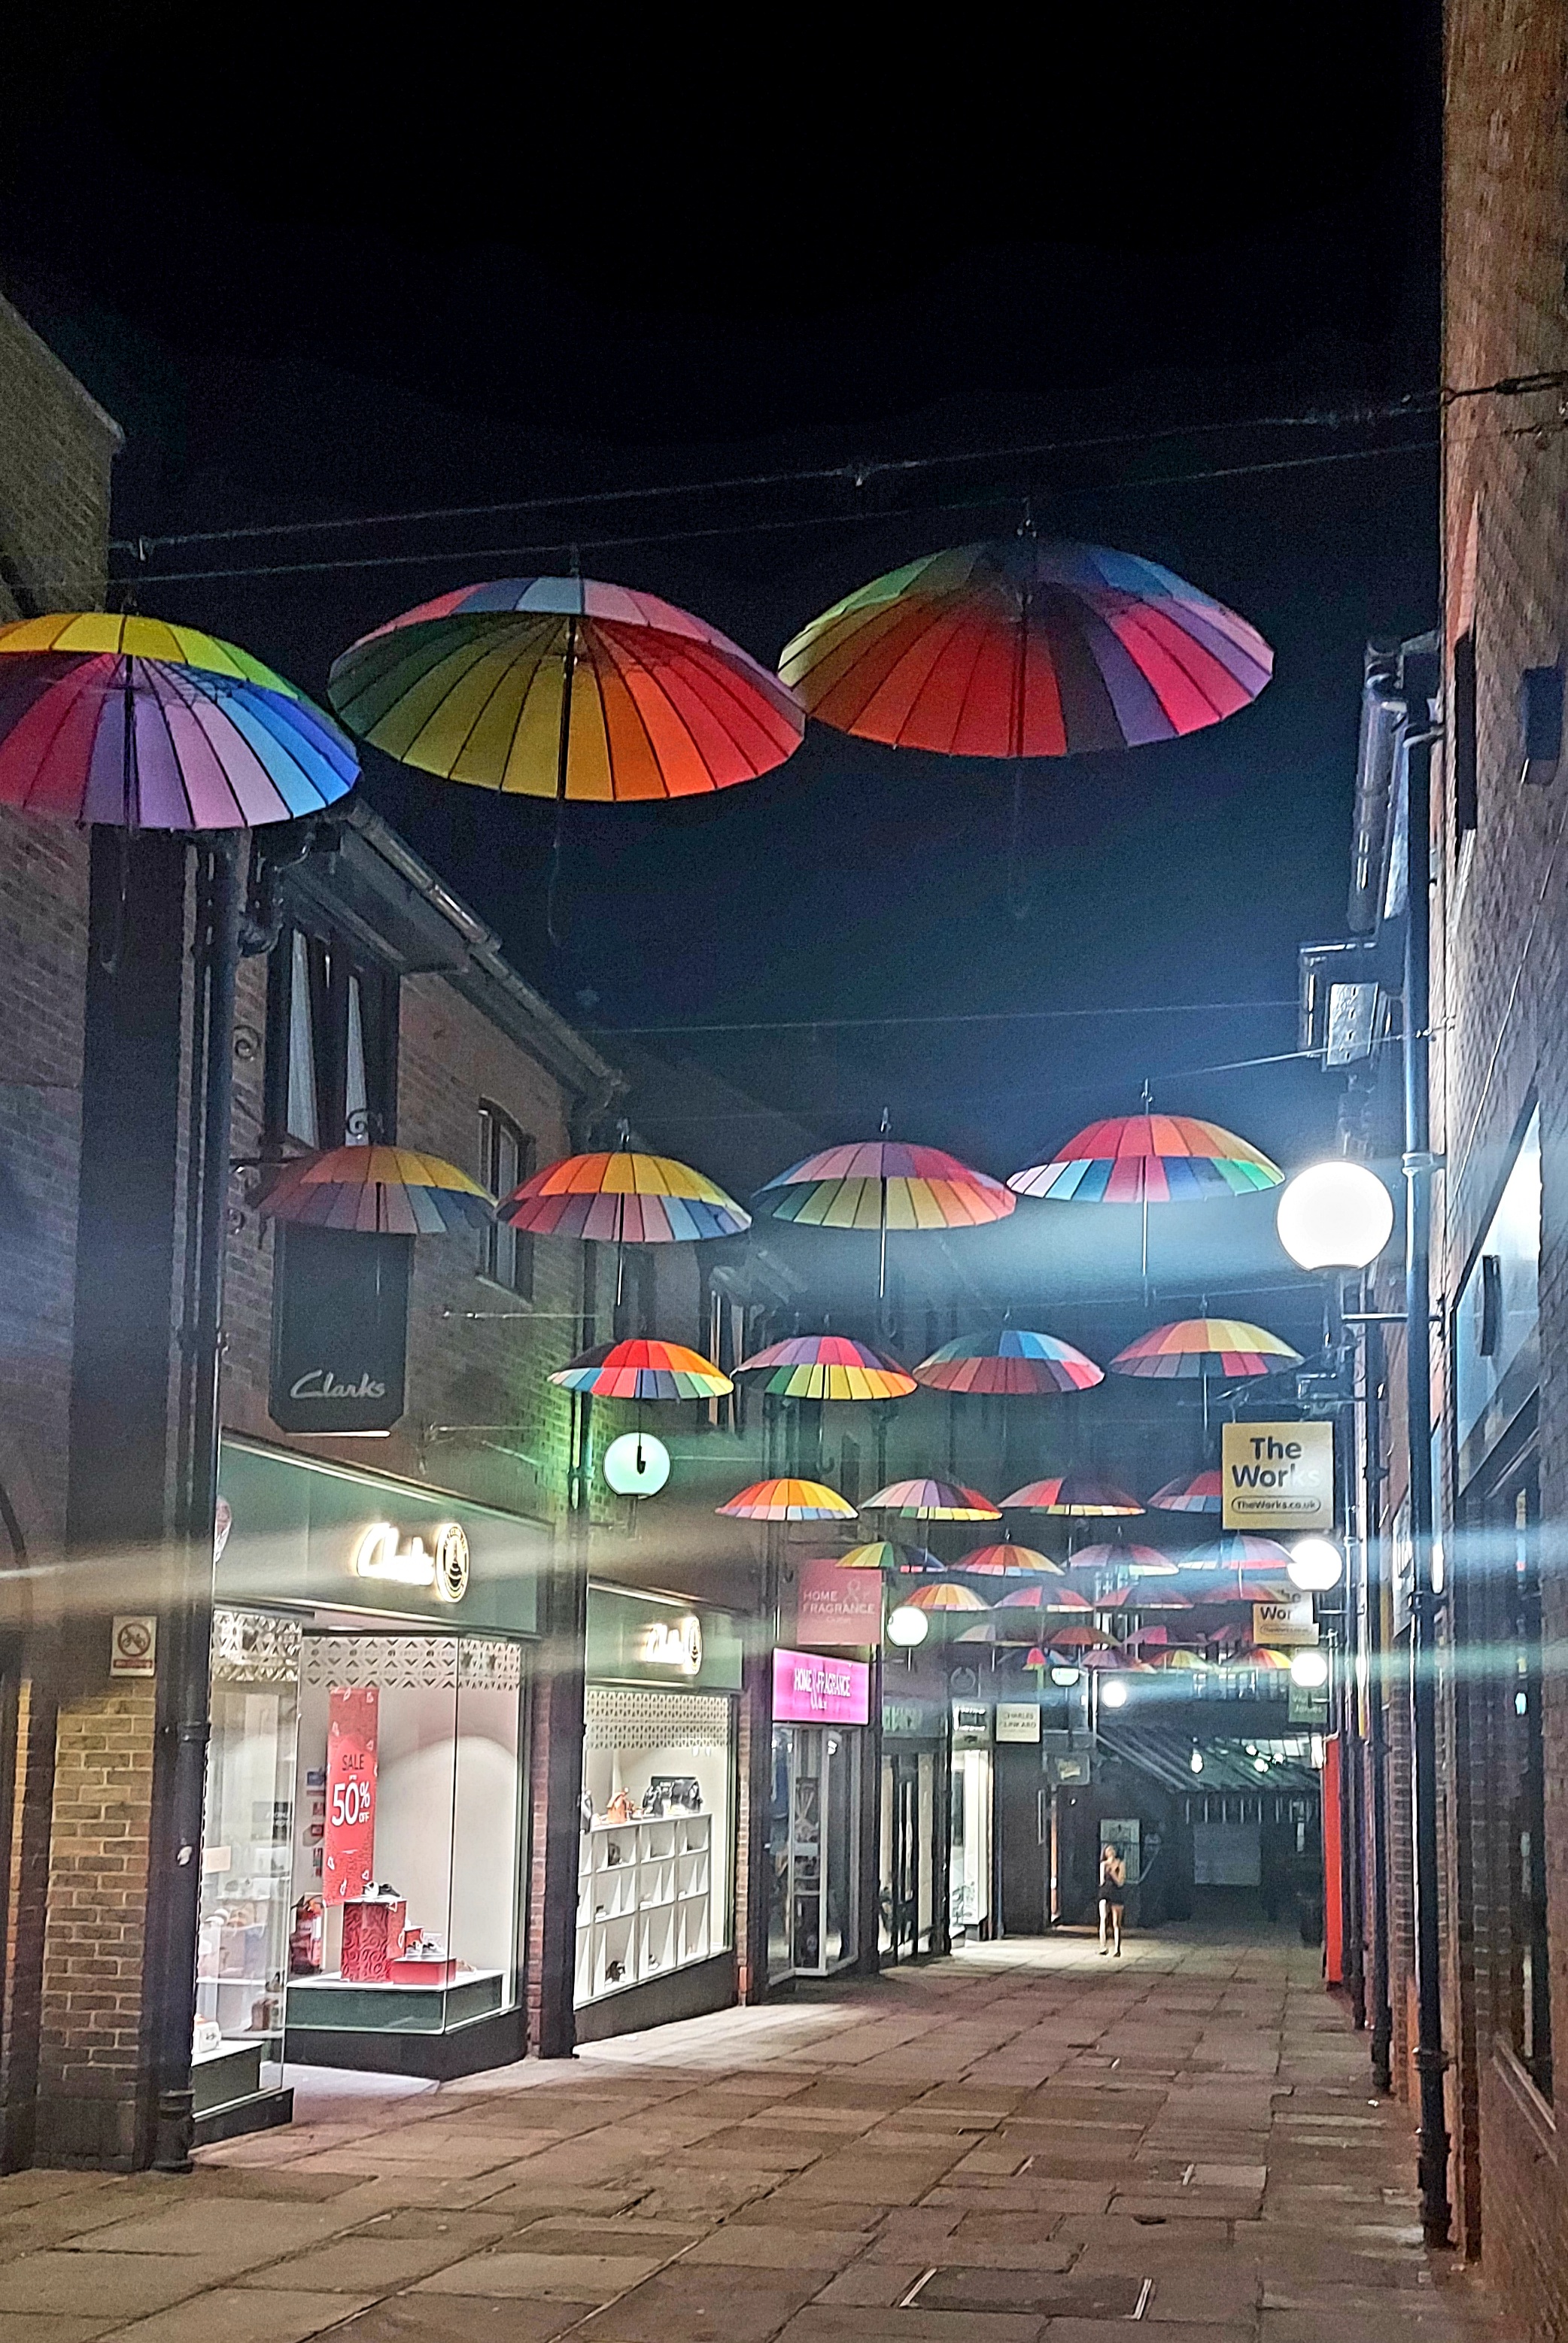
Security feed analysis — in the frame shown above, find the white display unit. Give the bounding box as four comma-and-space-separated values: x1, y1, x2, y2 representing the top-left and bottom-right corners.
576, 1813, 712, 2001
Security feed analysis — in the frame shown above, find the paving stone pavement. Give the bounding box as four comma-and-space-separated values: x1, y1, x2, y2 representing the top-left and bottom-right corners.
0, 1922, 1519, 2343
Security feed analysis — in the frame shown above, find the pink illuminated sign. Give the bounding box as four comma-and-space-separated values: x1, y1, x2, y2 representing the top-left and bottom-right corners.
773, 1646, 871, 1725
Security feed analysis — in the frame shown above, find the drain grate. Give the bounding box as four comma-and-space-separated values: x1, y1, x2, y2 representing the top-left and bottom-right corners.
919, 2271, 1149, 2318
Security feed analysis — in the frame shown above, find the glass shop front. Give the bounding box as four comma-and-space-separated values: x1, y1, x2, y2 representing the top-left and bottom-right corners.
576, 1584, 743, 2042
196, 1437, 545, 2141
767, 1647, 871, 1981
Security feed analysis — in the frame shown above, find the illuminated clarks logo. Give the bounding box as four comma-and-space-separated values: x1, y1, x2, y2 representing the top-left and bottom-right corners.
352, 1520, 469, 1603
636, 1614, 703, 1675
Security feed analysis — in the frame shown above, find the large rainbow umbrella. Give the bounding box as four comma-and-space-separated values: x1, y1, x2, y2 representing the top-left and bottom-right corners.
499, 1149, 749, 1244
1001, 1475, 1143, 1517
756, 1129, 1013, 1296
779, 538, 1272, 758
956, 1543, 1064, 1577
0, 613, 358, 828
995, 1582, 1095, 1613
1186, 1534, 1293, 1569
259, 1144, 494, 1235
912, 1326, 1102, 1396
330, 578, 803, 804
1150, 1469, 1223, 1514
549, 1339, 731, 1401
1009, 1115, 1283, 1205
834, 1541, 941, 1574
736, 1333, 915, 1400
1068, 1541, 1178, 1576
904, 1580, 989, 1613
864, 1478, 1001, 1521
1110, 1319, 1303, 1381
717, 1478, 857, 1522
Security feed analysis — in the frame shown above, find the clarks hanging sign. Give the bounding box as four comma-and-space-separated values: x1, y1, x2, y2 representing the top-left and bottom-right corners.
270, 1223, 412, 1435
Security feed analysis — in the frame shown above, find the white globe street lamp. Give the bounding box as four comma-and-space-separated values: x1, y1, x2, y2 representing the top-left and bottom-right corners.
1050, 1663, 1081, 1687
603, 1432, 671, 1497
886, 1605, 929, 1648
1276, 1159, 1396, 1271
1290, 1648, 1330, 1688
1287, 1536, 1345, 1593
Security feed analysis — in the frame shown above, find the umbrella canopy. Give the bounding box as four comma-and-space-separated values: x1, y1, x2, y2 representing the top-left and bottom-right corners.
717, 1478, 857, 1522
1009, 1114, 1283, 1205
1232, 1647, 1293, 1673
1048, 1621, 1116, 1650
1149, 1647, 1212, 1670
995, 1582, 1094, 1612
1185, 1533, 1294, 1571
758, 1142, 1013, 1231
864, 1478, 1001, 1521
1117, 1585, 1194, 1611
778, 537, 1272, 758
1068, 1541, 1178, 1575
499, 1149, 749, 1242
836, 1541, 940, 1573
329, 578, 803, 802
0, 613, 358, 828
258, 1144, 493, 1235
1150, 1468, 1224, 1513
735, 1333, 915, 1400
549, 1339, 731, 1401
1111, 1317, 1303, 1380
904, 1580, 989, 1613
913, 1326, 1102, 1396
955, 1543, 1065, 1577
1001, 1474, 1143, 1516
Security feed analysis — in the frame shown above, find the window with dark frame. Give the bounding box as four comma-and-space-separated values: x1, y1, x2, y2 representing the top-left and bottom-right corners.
479, 1102, 534, 1298
265, 922, 398, 1152
1481, 1440, 1552, 2101
1453, 628, 1478, 844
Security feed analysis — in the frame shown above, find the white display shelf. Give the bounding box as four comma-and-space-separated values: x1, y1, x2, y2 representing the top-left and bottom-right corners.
576, 1812, 712, 2003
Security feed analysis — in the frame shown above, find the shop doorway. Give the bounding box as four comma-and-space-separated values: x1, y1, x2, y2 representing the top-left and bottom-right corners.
769, 1725, 861, 1978
880, 1749, 937, 1960
949, 1746, 993, 1938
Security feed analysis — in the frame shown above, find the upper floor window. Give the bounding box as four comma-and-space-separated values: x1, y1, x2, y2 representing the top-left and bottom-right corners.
1453, 628, 1478, 845
479, 1101, 534, 1296
266, 924, 398, 1151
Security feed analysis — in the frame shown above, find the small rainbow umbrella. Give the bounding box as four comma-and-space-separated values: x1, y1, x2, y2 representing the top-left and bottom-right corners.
995, 1582, 1095, 1612
717, 1478, 857, 1522
0, 613, 358, 828
1234, 1647, 1293, 1673
259, 1144, 494, 1235
499, 1149, 749, 1244
779, 537, 1271, 758
1185, 1533, 1293, 1571
756, 1126, 1013, 1296
904, 1580, 989, 1612
550, 1339, 731, 1401
1110, 1318, 1303, 1381
1009, 1114, 1283, 1205
956, 1543, 1064, 1577
1001, 1474, 1143, 1517
1068, 1541, 1178, 1576
736, 1333, 915, 1400
864, 1478, 1001, 1521
912, 1327, 1102, 1396
1150, 1647, 1211, 1671
1116, 1584, 1194, 1611
834, 1541, 940, 1574
1150, 1468, 1223, 1514
1047, 1621, 1116, 1651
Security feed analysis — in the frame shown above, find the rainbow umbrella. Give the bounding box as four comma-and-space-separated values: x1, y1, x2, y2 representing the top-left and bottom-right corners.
995, 1582, 1095, 1613
259, 1144, 493, 1235
1186, 1534, 1293, 1570
834, 1541, 940, 1574
0, 613, 358, 828
330, 578, 802, 804
1150, 1468, 1223, 1514
1233, 1647, 1293, 1674
779, 537, 1272, 758
1150, 1647, 1211, 1671
1110, 1318, 1302, 1381
1008, 1114, 1283, 1205
1047, 1621, 1116, 1651
499, 1148, 749, 1244
1001, 1474, 1143, 1517
956, 1543, 1064, 1577
717, 1478, 857, 1522
550, 1339, 731, 1401
1068, 1541, 1178, 1576
756, 1124, 1012, 1296
864, 1478, 1001, 1521
904, 1580, 989, 1612
912, 1326, 1102, 1396
736, 1333, 915, 1400
1116, 1584, 1193, 1611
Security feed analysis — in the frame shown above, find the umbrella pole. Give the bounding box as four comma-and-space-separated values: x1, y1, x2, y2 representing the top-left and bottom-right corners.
545, 612, 579, 950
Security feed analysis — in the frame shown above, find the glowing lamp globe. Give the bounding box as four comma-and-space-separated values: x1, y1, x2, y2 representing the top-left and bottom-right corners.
1275, 1160, 1395, 1271
1101, 1679, 1129, 1708
1290, 1648, 1330, 1688
1287, 1536, 1344, 1592
1050, 1663, 1080, 1687
886, 1605, 929, 1649
603, 1432, 671, 1497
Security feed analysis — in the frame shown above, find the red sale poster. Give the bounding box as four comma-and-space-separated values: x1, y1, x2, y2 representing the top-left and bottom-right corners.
323, 1686, 378, 1905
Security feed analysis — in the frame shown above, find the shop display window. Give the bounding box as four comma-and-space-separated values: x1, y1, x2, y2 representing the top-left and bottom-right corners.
286, 1631, 525, 2037
577, 1687, 733, 2004
950, 1746, 993, 1934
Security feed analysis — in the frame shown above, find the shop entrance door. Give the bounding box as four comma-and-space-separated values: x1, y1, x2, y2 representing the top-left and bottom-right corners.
770, 1725, 860, 1977
880, 1749, 937, 1960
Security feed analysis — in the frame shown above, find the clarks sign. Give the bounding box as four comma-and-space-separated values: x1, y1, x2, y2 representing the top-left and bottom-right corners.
270, 1223, 412, 1435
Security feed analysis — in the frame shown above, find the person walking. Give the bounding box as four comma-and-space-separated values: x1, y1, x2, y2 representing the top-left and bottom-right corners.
1098, 1840, 1127, 1956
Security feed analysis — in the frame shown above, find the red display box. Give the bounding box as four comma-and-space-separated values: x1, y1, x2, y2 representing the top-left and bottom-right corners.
388, 1955, 461, 1986
340, 1896, 406, 1983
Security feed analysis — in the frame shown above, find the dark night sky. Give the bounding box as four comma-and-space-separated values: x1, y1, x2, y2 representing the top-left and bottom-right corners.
2, 8, 1439, 1200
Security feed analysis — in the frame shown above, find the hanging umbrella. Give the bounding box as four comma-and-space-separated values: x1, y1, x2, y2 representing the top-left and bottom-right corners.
1150, 1468, 1224, 1513
1001, 1474, 1143, 1516
1047, 1621, 1116, 1651
499, 1147, 749, 1242
259, 1144, 494, 1235
0, 613, 358, 827
912, 1327, 1102, 1396
835, 1540, 941, 1573
717, 1478, 857, 1521
955, 1543, 1064, 1577
1186, 1533, 1293, 1570
1009, 1114, 1282, 1205
330, 578, 803, 802
995, 1582, 1095, 1613
1117, 1584, 1194, 1612
864, 1478, 1001, 1521
549, 1339, 731, 1400
755, 1123, 1013, 1296
735, 1333, 915, 1399
904, 1580, 989, 1613
1068, 1541, 1178, 1575
1232, 1647, 1293, 1674
1121, 1624, 1174, 1651
1110, 1318, 1302, 1380
779, 537, 1271, 757
1150, 1648, 1211, 1671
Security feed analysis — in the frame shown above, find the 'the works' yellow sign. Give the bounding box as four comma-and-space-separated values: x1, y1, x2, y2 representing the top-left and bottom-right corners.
1220, 1421, 1334, 1530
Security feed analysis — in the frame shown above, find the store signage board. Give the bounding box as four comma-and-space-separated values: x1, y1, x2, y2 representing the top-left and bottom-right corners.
995, 1701, 1041, 1743
634, 1614, 703, 1674
323, 1685, 378, 1904
270, 1223, 412, 1435
773, 1647, 871, 1725
794, 1558, 883, 1648
1253, 1597, 1319, 1647
585, 1584, 742, 1691
1221, 1421, 1334, 1530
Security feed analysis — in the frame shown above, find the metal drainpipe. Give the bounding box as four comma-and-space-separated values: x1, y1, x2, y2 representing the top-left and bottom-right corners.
1401, 718, 1451, 2245
1363, 1305, 1395, 2092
